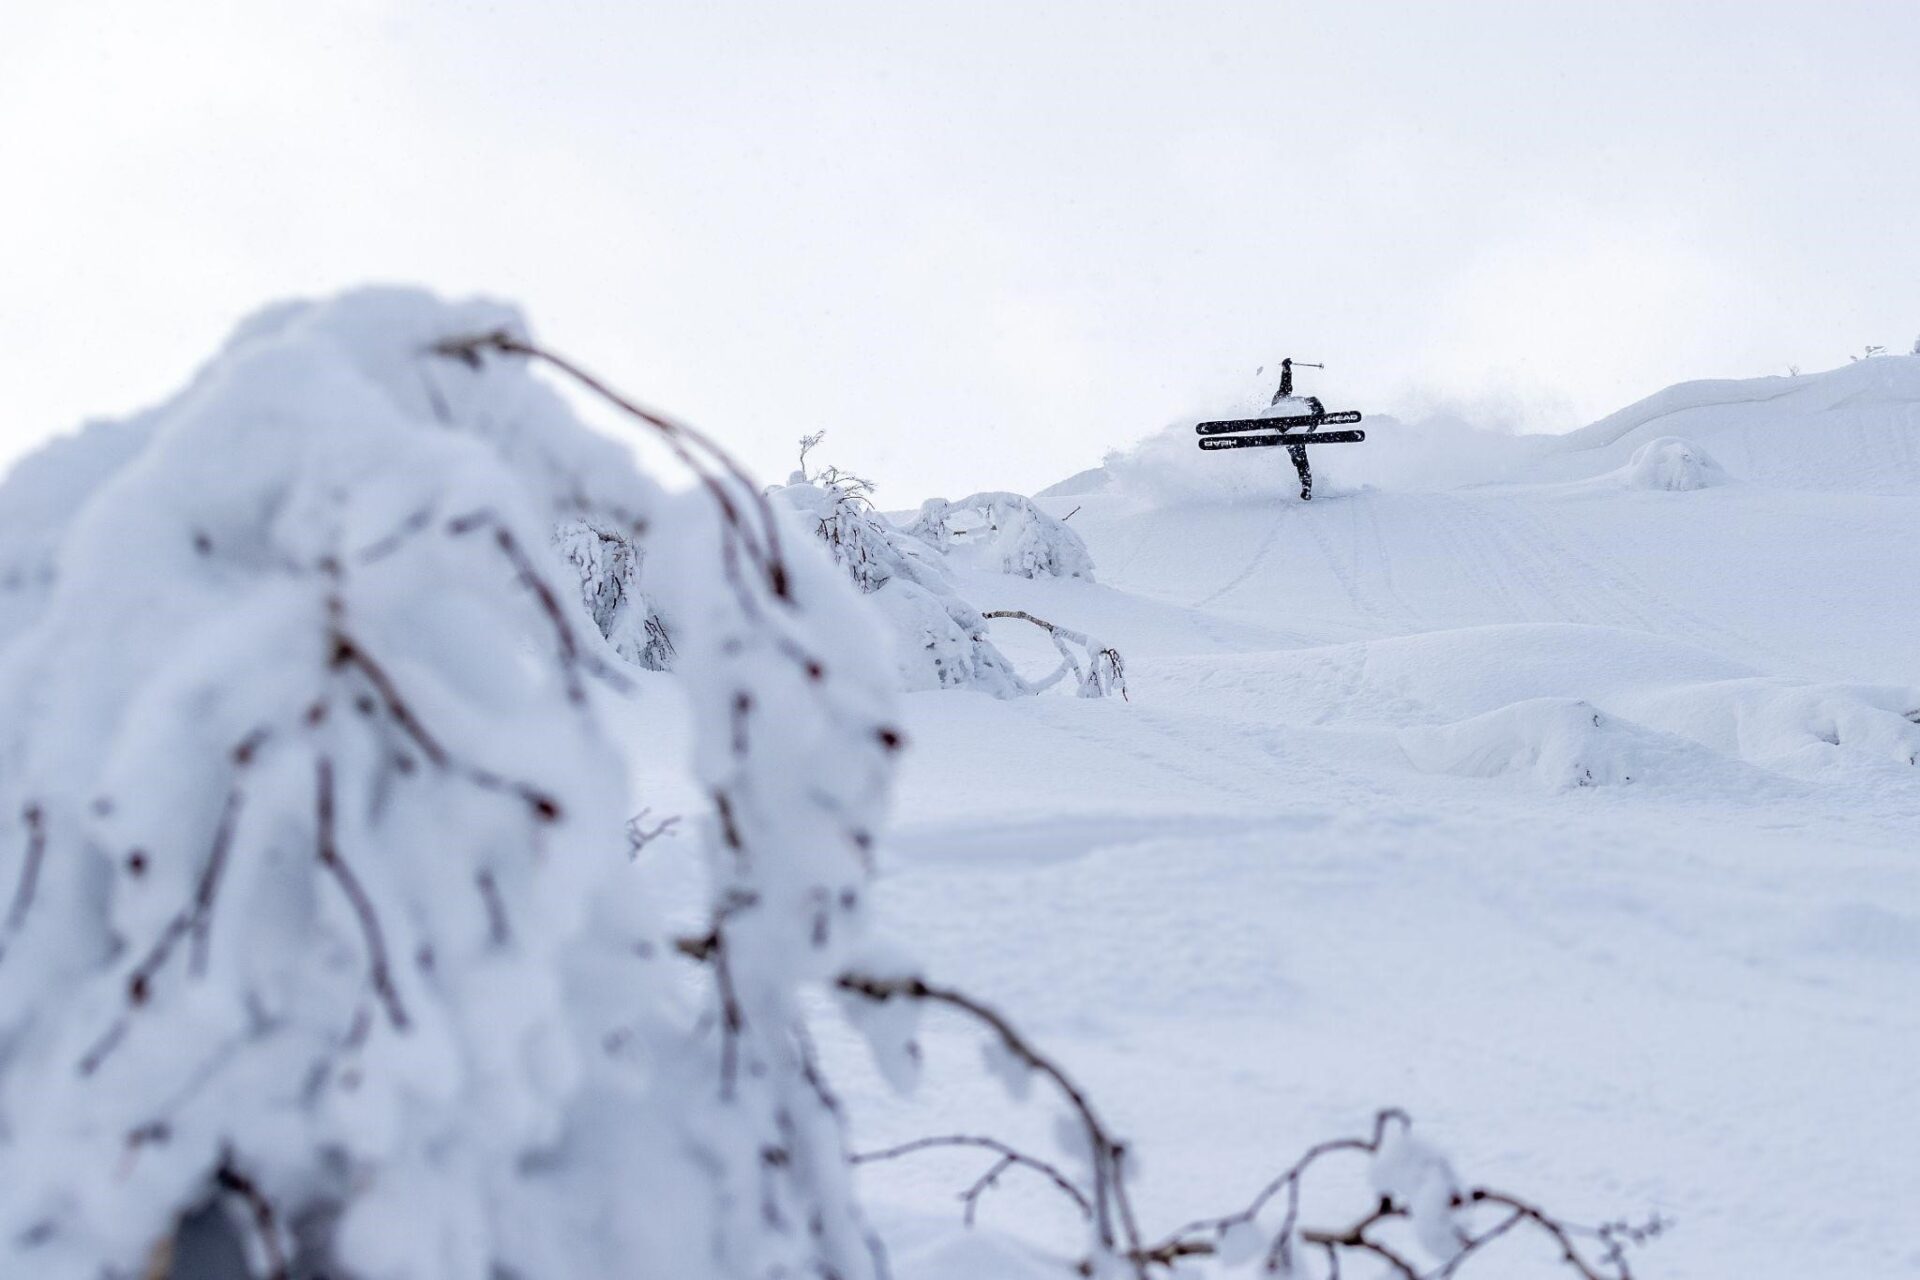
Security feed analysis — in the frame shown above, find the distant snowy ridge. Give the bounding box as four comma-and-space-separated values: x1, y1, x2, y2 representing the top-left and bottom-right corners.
1538, 353, 1920, 491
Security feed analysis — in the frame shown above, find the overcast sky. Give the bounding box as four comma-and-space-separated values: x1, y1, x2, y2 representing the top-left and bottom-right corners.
4, 1, 1917, 500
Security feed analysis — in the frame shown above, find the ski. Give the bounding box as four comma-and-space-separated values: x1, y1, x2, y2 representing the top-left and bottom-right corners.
1197, 410, 1362, 436
1197, 430, 1365, 451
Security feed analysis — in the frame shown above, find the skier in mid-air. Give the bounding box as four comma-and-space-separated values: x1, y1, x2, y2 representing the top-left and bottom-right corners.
1193, 360, 1365, 492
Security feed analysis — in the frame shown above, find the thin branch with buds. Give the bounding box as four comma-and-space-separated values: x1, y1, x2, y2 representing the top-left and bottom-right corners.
626, 808, 681, 857
0, 803, 48, 965
830, 968, 1661, 1280
835, 972, 1142, 1264
315, 756, 410, 1031
431, 330, 793, 603
852, 1135, 1093, 1226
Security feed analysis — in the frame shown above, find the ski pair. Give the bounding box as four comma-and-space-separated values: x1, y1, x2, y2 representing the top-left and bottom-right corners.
1196, 430, 1365, 451
1195, 409, 1362, 436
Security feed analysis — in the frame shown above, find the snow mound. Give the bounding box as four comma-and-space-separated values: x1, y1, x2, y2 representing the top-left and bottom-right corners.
1624, 677, 1920, 778
1618, 436, 1729, 490
1159, 625, 1751, 729
1399, 698, 1660, 789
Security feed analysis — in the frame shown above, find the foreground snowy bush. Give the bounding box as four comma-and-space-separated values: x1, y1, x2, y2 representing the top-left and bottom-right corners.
0, 289, 901, 1280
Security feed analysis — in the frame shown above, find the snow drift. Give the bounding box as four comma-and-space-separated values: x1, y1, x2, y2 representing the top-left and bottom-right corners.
1401, 697, 1663, 789
1617, 436, 1729, 490
1543, 353, 1920, 491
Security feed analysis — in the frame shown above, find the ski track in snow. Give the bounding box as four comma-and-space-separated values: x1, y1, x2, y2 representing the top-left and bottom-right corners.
743, 360, 1920, 1280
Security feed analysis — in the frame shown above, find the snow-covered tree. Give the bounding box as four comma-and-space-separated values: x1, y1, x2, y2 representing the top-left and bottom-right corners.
770, 446, 1029, 696
0, 289, 902, 1280
907, 491, 1095, 581
768, 441, 1119, 699
556, 517, 674, 669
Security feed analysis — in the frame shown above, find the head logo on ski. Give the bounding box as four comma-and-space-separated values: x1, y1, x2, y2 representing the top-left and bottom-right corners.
1195, 358, 1366, 501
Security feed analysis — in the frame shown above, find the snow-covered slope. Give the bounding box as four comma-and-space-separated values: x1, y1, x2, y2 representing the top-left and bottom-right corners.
776, 357, 1920, 1279
1543, 355, 1920, 491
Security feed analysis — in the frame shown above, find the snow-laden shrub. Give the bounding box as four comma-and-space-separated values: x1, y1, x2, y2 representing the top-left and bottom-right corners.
1619, 436, 1729, 491
774, 471, 919, 596
868, 579, 1027, 695
556, 517, 674, 669
0, 288, 902, 1280
907, 492, 1095, 581
771, 471, 1029, 696
770, 455, 1121, 699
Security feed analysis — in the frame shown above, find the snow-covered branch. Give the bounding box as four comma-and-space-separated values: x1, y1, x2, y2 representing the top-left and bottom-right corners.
907, 492, 1095, 580
982, 609, 1128, 700
835, 971, 1662, 1280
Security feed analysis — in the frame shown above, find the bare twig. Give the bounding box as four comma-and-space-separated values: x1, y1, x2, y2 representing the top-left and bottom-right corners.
353, 506, 435, 566
797, 430, 827, 482
78, 734, 267, 1076
187, 785, 248, 976
475, 869, 512, 948
214, 1154, 289, 1280
430, 331, 791, 602
447, 507, 636, 700
1147, 1108, 1404, 1274
836, 972, 1142, 1267
852, 1135, 1093, 1224
0, 802, 48, 964
626, 808, 681, 857
329, 626, 563, 823
832, 971, 1656, 1280
315, 757, 409, 1032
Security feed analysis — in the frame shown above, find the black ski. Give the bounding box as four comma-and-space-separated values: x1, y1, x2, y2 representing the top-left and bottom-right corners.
1197, 410, 1362, 436
1197, 430, 1365, 451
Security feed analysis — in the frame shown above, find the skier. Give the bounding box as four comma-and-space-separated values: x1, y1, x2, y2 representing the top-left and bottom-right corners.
1270, 358, 1325, 501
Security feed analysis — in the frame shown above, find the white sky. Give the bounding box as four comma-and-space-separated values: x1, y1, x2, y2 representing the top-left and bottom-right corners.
4, 1, 1917, 500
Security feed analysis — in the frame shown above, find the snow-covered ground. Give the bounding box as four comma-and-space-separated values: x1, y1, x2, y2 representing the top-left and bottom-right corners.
759, 358, 1920, 1278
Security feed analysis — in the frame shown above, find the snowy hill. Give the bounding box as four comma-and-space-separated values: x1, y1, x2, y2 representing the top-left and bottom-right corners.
1543, 354, 1920, 491
789, 357, 1920, 1278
